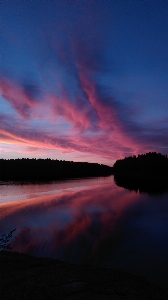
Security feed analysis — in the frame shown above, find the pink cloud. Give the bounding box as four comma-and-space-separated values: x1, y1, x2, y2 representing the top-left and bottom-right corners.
0, 77, 42, 119
1, 69, 165, 163
50, 93, 92, 132
77, 72, 144, 155
78, 72, 119, 130
0, 112, 145, 163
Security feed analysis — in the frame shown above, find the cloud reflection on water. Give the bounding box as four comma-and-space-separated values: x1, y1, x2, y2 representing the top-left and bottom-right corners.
0, 177, 168, 288
0, 177, 139, 261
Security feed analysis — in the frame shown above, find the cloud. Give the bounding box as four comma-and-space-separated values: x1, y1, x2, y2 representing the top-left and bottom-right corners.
0, 77, 43, 119
1, 1, 168, 163
50, 93, 97, 132
1, 125, 129, 162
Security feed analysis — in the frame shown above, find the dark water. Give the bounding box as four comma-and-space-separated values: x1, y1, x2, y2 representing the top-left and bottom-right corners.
0, 176, 168, 289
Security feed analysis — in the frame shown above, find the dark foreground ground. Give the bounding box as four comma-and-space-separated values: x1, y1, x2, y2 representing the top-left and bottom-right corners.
1, 251, 168, 300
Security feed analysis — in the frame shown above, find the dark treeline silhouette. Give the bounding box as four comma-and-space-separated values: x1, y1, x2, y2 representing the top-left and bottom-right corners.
0, 158, 113, 181
113, 152, 168, 195
113, 152, 168, 174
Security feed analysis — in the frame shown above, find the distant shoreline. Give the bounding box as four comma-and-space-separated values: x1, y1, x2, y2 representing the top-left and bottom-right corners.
112, 152, 168, 195
113, 152, 168, 175
1, 153, 168, 185
0, 158, 114, 181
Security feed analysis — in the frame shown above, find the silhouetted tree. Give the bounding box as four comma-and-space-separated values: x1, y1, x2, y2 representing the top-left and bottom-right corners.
113, 152, 168, 174
113, 152, 168, 195
0, 229, 16, 251
0, 159, 113, 181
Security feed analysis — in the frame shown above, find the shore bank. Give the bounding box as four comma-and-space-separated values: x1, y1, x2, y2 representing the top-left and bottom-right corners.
1, 251, 168, 300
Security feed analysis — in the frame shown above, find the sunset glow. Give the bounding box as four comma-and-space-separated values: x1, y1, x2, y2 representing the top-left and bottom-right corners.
1, 1, 168, 165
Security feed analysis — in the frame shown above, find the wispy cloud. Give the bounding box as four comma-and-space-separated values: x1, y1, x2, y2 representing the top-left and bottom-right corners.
1, 1, 168, 162
0, 77, 43, 119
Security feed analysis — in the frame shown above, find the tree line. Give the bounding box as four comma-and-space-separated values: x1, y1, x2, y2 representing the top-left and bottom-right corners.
113, 152, 168, 195
0, 158, 113, 181
113, 152, 168, 174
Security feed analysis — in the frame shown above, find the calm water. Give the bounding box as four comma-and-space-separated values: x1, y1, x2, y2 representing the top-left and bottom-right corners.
0, 176, 168, 288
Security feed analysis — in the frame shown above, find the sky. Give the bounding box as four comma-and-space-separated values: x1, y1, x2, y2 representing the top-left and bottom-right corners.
0, 0, 168, 166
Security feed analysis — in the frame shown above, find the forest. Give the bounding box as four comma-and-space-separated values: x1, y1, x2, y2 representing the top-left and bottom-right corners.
0, 158, 113, 181
113, 152, 168, 174
113, 152, 168, 195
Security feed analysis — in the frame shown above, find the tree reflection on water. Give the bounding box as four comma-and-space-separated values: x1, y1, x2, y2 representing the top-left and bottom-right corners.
0, 176, 168, 288
114, 173, 168, 195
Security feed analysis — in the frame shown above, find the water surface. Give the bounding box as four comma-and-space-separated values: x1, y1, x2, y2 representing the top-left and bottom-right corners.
0, 176, 168, 289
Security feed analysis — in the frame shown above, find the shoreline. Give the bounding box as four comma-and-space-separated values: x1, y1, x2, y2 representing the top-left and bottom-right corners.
1, 250, 168, 299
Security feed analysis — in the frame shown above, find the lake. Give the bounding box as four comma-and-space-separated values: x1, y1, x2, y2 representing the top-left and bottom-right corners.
0, 175, 168, 289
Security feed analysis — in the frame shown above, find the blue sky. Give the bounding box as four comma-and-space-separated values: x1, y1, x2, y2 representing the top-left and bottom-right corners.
0, 0, 168, 165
